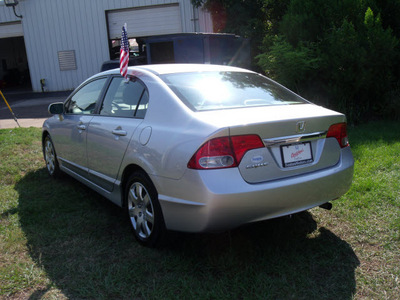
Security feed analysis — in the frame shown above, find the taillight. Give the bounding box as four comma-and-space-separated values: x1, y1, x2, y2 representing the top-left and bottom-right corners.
188, 135, 264, 169
326, 123, 349, 148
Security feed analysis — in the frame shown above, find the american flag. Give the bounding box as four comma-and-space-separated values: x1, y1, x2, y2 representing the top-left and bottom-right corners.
120, 24, 129, 78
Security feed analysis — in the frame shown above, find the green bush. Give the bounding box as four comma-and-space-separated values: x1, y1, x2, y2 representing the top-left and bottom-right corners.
257, 0, 400, 123
194, 0, 400, 123
257, 37, 320, 92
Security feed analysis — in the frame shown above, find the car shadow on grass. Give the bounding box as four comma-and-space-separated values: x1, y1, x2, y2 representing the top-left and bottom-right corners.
15, 168, 360, 299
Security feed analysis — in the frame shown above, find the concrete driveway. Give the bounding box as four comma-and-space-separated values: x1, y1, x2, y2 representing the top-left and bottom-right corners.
0, 91, 70, 129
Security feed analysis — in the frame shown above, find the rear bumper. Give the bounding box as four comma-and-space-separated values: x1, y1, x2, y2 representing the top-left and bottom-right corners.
155, 146, 354, 232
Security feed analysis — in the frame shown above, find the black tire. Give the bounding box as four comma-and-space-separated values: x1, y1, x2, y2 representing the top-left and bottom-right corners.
43, 135, 61, 178
124, 171, 166, 247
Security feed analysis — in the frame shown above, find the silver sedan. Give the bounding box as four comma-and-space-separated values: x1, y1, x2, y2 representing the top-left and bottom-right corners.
42, 64, 354, 246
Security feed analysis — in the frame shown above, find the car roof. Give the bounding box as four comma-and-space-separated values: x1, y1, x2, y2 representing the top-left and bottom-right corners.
98, 64, 253, 77
134, 64, 252, 75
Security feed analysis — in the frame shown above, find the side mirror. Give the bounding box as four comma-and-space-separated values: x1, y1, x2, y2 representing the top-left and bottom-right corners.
48, 102, 64, 115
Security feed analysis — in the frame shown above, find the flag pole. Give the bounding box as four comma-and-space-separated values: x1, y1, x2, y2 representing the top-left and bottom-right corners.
0, 90, 21, 127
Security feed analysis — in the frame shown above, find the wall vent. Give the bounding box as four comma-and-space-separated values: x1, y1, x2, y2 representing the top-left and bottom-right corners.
58, 50, 77, 71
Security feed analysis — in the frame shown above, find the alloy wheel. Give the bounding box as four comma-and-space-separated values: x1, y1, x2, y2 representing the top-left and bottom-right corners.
44, 138, 56, 175
127, 182, 155, 239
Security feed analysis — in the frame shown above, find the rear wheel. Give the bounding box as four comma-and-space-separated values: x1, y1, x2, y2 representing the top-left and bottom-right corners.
43, 135, 60, 178
125, 171, 166, 247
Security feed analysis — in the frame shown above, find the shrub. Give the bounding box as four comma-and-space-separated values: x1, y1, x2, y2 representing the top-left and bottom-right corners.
257, 1, 400, 123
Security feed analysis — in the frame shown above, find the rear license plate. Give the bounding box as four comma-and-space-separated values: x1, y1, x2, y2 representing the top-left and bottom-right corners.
281, 142, 313, 167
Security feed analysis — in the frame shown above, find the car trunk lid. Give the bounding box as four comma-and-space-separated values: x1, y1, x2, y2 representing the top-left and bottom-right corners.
196, 104, 347, 183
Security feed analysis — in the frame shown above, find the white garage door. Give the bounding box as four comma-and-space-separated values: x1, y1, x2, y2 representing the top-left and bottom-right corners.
107, 4, 183, 39
0, 21, 23, 39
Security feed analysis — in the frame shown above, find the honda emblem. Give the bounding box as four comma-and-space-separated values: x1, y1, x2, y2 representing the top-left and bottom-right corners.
296, 121, 306, 133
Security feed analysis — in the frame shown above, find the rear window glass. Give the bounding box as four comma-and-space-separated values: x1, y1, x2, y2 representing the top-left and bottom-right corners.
160, 71, 308, 111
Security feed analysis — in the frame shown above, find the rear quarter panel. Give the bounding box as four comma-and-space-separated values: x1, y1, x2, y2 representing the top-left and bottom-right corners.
118, 72, 227, 181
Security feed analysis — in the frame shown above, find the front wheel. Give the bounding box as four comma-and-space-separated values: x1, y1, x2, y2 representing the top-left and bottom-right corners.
125, 171, 166, 247
43, 135, 61, 178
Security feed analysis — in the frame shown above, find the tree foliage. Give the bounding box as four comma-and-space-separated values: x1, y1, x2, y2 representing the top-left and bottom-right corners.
258, 0, 399, 122
191, 0, 277, 69
257, 37, 320, 90
194, 0, 400, 123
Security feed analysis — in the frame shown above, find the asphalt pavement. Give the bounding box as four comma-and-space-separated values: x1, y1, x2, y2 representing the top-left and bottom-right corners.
0, 90, 71, 129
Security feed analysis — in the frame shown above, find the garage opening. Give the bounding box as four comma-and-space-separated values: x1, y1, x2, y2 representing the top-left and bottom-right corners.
0, 35, 31, 91
106, 3, 182, 62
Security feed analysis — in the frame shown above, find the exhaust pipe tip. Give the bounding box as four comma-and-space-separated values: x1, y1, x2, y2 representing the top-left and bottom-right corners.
319, 202, 333, 210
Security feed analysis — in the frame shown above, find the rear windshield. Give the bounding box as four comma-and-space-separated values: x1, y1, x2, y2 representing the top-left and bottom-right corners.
160, 71, 308, 111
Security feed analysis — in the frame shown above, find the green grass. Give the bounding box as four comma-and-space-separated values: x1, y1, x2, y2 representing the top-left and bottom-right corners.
0, 121, 399, 299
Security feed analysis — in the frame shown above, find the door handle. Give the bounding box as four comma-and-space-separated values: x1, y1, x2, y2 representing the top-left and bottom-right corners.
77, 124, 86, 130
112, 129, 127, 136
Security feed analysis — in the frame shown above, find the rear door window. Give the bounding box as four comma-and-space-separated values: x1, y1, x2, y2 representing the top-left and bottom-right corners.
100, 76, 148, 118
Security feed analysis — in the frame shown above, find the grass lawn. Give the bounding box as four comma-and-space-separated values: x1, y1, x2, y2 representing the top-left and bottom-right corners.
0, 121, 399, 299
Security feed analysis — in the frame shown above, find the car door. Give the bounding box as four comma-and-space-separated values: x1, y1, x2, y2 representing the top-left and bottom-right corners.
50, 77, 108, 177
86, 76, 149, 191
